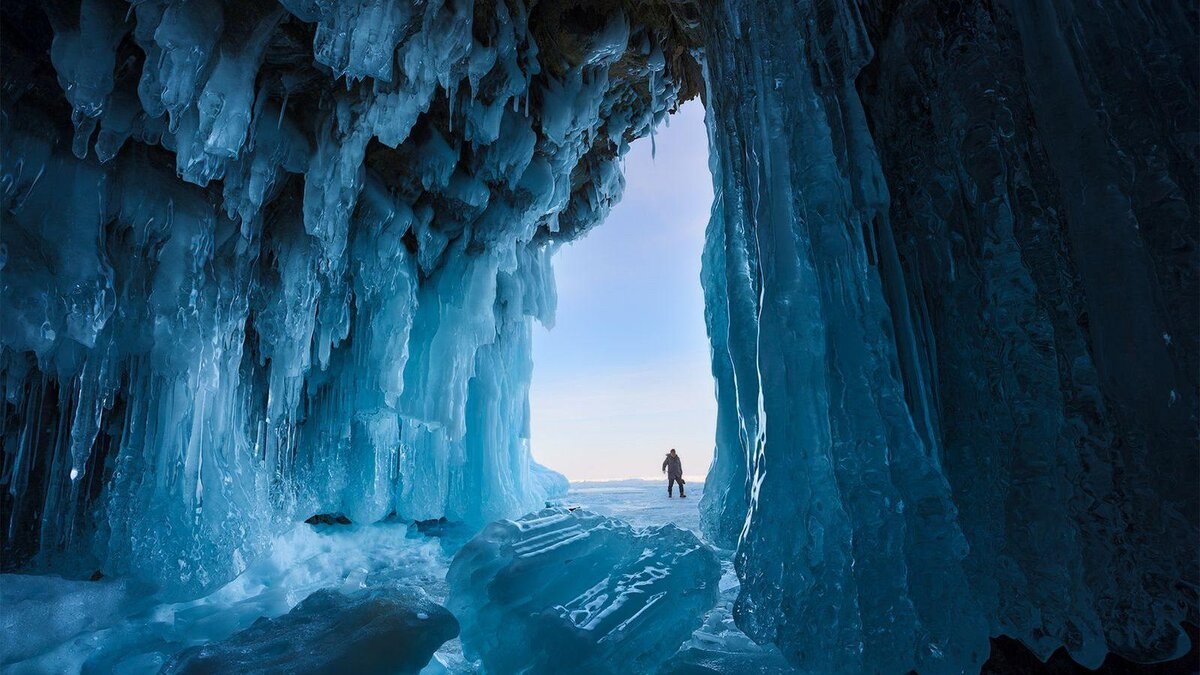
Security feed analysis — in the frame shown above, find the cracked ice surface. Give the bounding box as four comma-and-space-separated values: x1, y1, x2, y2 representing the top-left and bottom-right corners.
3, 481, 785, 675
446, 504, 722, 674
560, 481, 796, 675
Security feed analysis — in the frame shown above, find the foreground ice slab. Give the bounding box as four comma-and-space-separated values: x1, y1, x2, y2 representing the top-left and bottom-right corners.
447, 508, 721, 674
161, 588, 457, 675
0, 574, 150, 665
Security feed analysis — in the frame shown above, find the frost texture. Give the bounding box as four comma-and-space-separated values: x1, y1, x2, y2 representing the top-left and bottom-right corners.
446, 507, 721, 674
0, 0, 695, 597
698, 0, 1198, 672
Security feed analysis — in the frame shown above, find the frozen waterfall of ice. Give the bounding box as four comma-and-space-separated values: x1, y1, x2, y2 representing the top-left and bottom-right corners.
1, 0, 689, 599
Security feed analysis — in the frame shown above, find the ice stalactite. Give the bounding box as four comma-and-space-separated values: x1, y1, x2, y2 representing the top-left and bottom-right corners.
0, 0, 702, 597
697, 0, 1197, 671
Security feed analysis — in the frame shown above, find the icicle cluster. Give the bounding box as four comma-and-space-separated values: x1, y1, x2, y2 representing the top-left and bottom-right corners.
0, 0, 697, 596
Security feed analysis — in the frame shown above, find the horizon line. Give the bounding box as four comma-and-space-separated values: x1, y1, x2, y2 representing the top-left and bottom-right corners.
565, 474, 708, 483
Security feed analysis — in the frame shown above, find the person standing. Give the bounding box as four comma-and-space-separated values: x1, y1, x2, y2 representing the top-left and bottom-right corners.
662, 449, 686, 498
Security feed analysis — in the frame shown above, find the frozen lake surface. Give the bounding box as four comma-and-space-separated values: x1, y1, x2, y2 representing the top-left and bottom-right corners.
562, 478, 705, 532
3, 479, 790, 674
558, 480, 794, 675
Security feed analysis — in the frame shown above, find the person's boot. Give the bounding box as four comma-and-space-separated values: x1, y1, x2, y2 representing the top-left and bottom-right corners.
680, 492, 687, 498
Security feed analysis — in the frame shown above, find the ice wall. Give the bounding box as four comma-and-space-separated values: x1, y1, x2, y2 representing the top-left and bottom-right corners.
0, 0, 700, 597
697, 0, 1198, 671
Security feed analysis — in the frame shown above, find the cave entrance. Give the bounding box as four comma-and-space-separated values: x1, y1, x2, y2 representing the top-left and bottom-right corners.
529, 102, 716, 496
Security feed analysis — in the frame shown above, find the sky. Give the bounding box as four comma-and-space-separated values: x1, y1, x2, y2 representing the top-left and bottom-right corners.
530, 102, 716, 482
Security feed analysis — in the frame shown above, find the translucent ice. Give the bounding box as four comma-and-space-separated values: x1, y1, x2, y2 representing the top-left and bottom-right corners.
4, 521, 454, 672
696, 0, 1197, 671
160, 588, 458, 675
1, 0, 689, 598
446, 507, 721, 674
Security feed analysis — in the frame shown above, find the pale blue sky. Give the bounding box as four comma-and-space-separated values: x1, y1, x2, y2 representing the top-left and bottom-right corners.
530, 102, 716, 481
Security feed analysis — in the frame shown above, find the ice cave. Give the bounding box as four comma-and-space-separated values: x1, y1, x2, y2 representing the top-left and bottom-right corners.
0, 0, 1196, 673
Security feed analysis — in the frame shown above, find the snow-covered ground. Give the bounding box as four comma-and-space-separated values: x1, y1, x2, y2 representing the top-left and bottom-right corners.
2, 480, 790, 674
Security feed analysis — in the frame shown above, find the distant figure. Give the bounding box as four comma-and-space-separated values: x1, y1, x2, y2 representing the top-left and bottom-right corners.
662, 449, 686, 498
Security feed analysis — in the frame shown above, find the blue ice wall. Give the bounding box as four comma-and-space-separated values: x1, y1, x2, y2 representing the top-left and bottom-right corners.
697, 0, 1198, 671
0, 0, 696, 597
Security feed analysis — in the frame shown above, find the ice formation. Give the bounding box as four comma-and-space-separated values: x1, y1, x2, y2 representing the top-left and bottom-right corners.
3, 518, 459, 672
696, 0, 1198, 672
160, 588, 458, 674
1, 0, 1197, 672
446, 507, 721, 673
0, 0, 696, 598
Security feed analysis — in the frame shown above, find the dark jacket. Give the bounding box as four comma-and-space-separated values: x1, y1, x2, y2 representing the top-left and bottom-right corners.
662, 454, 683, 479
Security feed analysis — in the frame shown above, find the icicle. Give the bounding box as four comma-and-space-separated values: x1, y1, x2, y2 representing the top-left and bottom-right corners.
277, 89, 289, 129
1, 0, 705, 603
648, 70, 657, 159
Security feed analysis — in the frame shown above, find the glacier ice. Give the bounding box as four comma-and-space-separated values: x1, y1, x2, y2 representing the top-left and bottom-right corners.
1, 0, 1197, 672
446, 507, 721, 674
160, 588, 458, 675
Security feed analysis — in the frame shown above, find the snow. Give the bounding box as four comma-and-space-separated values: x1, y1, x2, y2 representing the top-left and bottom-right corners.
568, 479, 704, 532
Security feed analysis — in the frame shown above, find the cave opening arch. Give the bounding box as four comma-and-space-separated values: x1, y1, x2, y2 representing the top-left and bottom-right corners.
0, 0, 1196, 672
529, 101, 717, 488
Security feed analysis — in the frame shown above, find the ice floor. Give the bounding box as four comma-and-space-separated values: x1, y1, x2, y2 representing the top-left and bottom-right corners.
566, 479, 705, 532
2, 480, 790, 674
564, 481, 794, 674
